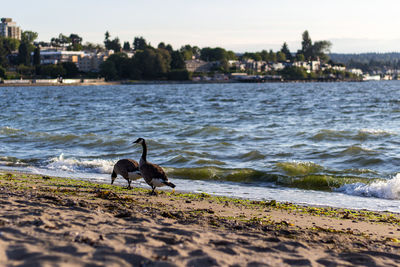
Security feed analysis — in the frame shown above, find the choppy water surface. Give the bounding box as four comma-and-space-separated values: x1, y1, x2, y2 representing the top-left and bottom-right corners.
2, 82, 400, 211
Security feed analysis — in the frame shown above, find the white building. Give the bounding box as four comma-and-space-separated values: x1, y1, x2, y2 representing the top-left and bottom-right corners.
244, 59, 266, 72
271, 62, 285, 71
0, 18, 21, 40
349, 68, 363, 76
293, 61, 309, 70
331, 65, 346, 72
39, 51, 85, 65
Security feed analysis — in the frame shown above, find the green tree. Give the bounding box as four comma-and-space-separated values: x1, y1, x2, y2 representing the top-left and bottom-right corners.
38, 64, 66, 78
0, 66, 5, 78
104, 37, 120, 51
99, 60, 118, 81
200, 47, 232, 62
165, 44, 173, 53
2, 37, 20, 54
123, 41, 131, 51
157, 42, 166, 49
276, 51, 286, 62
0, 37, 20, 67
260, 50, 269, 61
301, 30, 313, 60
155, 48, 171, 75
83, 42, 104, 52
17, 64, 34, 77
280, 66, 308, 80
104, 32, 121, 52
298, 30, 331, 62
21, 31, 38, 44
242, 52, 262, 61
170, 50, 185, 69
0, 41, 6, 67
33, 46, 40, 66
18, 42, 30, 65
51, 33, 69, 47
268, 50, 277, 62
106, 52, 130, 78
68, 34, 83, 51
296, 53, 305, 62
280, 42, 292, 61
227, 51, 237, 60
62, 62, 79, 77
133, 36, 148, 51
312, 40, 332, 62
180, 45, 200, 60
130, 48, 171, 80
180, 45, 193, 60
167, 69, 190, 80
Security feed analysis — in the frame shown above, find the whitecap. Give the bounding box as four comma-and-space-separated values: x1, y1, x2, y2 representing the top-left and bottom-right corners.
46, 153, 114, 174
358, 128, 396, 136
336, 173, 400, 199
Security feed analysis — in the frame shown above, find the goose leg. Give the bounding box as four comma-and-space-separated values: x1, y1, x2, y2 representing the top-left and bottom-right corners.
127, 180, 132, 189
151, 186, 157, 195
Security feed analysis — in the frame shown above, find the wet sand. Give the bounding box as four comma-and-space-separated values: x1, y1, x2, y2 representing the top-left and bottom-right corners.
1, 171, 400, 266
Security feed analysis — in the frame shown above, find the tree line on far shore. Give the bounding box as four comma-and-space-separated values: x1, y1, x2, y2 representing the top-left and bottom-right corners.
0, 29, 358, 81
99, 30, 338, 81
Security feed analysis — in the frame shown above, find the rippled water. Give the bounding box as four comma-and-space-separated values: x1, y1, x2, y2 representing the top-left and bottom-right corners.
2, 82, 400, 211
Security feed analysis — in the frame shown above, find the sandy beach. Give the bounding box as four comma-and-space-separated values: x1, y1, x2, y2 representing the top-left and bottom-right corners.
1, 171, 400, 266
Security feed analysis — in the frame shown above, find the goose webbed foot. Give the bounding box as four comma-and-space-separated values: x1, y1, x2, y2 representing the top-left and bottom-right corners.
149, 186, 158, 196
126, 180, 132, 190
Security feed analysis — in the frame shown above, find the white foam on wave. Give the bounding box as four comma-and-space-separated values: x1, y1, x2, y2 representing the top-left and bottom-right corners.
336, 173, 400, 200
47, 153, 114, 174
358, 128, 396, 136
0, 126, 22, 135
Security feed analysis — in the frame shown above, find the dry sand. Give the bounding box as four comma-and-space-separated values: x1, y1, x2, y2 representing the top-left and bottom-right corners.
1, 171, 400, 266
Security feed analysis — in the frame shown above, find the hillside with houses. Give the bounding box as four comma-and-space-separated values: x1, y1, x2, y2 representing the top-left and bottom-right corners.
0, 17, 396, 85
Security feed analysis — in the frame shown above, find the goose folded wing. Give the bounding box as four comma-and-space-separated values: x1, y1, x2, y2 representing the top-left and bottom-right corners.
141, 163, 168, 181
126, 159, 139, 172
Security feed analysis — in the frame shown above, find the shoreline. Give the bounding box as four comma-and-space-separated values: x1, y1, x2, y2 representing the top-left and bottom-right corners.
2, 170, 400, 266
0, 78, 370, 87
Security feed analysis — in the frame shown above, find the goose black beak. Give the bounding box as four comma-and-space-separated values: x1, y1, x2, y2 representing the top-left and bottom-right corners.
133, 138, 143, 144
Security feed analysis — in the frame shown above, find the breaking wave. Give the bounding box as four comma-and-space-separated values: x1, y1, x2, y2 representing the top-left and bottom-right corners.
336, 173, 400, 200
46, 154, 114, 174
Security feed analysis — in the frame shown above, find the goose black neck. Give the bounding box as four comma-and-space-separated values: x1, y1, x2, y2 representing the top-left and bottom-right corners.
141, 140, 147, 162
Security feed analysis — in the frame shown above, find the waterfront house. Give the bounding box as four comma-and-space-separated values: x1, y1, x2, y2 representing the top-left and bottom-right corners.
185, 59, 217, 72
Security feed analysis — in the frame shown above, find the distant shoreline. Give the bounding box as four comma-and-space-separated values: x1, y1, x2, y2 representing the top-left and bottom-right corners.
0, 79, 369, 87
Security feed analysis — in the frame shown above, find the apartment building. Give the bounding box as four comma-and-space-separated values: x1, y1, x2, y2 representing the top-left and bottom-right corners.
0, 18, 21, 40
78, 51, 114, 72
39, 51, 85, 65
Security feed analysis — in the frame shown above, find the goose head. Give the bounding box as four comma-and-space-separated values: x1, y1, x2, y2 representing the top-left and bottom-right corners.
133, 138, 145, 144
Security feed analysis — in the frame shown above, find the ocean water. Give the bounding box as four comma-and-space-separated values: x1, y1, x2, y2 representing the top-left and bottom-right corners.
2, 82, 400, 212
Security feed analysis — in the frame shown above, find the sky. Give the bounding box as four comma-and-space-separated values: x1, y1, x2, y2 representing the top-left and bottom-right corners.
4, 0, 400, 53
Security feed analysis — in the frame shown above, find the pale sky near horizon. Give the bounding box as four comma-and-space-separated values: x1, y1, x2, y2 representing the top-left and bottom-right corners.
4, 0, 400, 53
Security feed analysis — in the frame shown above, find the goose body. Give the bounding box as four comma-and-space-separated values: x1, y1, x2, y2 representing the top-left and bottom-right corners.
134, 138, 175, 194
111, 159, 141, 189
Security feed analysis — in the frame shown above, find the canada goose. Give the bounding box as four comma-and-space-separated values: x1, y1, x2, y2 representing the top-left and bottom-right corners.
133, 138, 175, 195
111, 159, 141, 189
